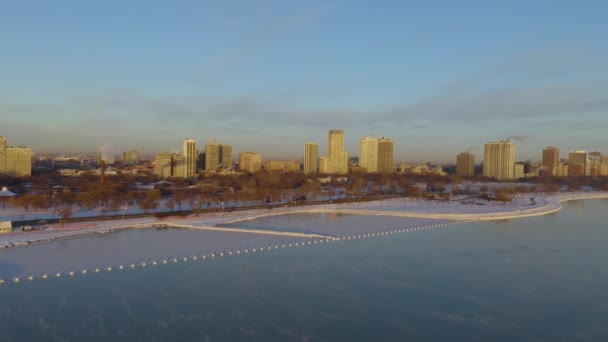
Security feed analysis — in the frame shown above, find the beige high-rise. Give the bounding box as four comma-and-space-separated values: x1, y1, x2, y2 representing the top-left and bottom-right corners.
0, 136, 32, 177
205, 140, 231, 171
483, 140, 515, 180
239, 152, 262, 173
304, 142, 318, 174
359, 136, 378, 173
456, 152, 475, 176
220, 144, 232, 169
377, 137, 394, 173
325, 129, 348, 174
542, 147, 560, 176
183, 138, 197, 177
205, 140, 220, 171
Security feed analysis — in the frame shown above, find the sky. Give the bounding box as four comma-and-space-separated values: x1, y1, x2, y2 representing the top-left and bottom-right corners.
1, 0, 607, 163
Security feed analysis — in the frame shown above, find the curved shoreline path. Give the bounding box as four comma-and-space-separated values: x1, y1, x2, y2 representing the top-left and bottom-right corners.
218, 192, 608, 224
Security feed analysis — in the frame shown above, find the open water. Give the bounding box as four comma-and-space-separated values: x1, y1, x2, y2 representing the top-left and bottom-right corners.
0, 199, 607, 341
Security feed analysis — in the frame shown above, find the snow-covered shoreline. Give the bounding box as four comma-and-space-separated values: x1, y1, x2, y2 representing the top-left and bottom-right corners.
1, 191, 607, 249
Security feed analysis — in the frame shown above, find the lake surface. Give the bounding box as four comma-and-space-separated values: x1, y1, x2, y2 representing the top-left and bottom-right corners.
0, 199, 607, 341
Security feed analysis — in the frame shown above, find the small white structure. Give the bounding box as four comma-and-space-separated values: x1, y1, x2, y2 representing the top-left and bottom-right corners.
0, 187, 17, 197
0, 221, 12, 234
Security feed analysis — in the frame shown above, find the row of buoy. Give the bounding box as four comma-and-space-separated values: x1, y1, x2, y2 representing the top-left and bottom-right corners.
0, 220, 474, 286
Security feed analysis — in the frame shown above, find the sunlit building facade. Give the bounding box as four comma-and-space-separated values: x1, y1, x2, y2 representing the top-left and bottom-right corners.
456, 152, 475, 176
0, 136, 33, 177
483, 140, 515, 180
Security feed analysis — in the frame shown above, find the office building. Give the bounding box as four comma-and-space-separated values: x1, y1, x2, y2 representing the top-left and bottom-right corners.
183, 138, 197, 177
542, 147, 560, 176
0, 136, 33, 177
456, 152, 475, 176
483, 140, 515, 180
304, 142, 318, 174
239, 152, 262, 173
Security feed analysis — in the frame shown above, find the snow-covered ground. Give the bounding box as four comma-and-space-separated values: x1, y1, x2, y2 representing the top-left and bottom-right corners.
2, 192, 607, 248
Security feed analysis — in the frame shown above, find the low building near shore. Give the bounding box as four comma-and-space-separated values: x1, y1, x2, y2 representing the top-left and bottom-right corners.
0, 221, 12, 234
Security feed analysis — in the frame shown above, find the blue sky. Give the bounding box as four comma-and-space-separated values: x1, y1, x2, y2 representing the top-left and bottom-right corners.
1, 0, 607, 163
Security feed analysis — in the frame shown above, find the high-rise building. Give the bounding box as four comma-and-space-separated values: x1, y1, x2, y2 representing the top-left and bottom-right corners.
304, 142, 318, 174
456, 152, 475, 176
377, 137, 394, 173
323, 129, 349, 174
183, 138, 197, 177
205, 140, 232, 171
0, 136, 33, 177
205, 140, 221, 171
542, 146, 560, 176
483, 140, 515, 180
359, 136, 378, 173
568, 151, 589, 176
589, 152, 608, 176
197, 152, 206, 171
219, 144, 232, 169
239, 152, 262, 173
122, 150, 139, 165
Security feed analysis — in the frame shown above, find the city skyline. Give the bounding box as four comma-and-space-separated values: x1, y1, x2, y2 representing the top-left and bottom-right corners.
2, 2, 607, 162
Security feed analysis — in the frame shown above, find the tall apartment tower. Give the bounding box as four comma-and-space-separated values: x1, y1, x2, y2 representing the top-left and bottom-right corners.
220, 144, 232, 169
0, 137, 6, 175
568, 151, 589, 176
0, 136, 33, 177
456, 152, 475, 176
239, 152, 262, 173
327, 129, 348, 174
205, 140, 221, 171
377, 137, 394, 173
483, 140, 515, 180
304, 142, 318, 174
542, 147, 560, 176
183, 138, 197, 177
359, 136, 378, 173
